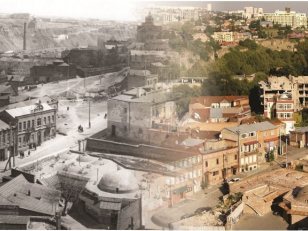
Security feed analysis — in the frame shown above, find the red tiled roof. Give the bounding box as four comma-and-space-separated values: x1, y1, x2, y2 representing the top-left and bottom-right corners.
243, 140, 258, 146
264, 137, 279, 142
191, 108, 210, 122
190, 96, 249, 107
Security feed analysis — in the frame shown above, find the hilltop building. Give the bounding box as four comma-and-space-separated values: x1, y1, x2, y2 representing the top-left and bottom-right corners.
263, 7, 307, 28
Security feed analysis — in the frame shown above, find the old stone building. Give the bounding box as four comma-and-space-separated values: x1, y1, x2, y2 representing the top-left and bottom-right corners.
79, 168, 142, 230
137, 12, 162, 43
0, 119, 14, 161
107, 87, 177, 142
221, 121, 279, 172
0, 101, 57, 152
30, 60, 76, 83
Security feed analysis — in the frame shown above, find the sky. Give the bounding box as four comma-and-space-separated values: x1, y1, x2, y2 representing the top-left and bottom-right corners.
0, 0, 308, 21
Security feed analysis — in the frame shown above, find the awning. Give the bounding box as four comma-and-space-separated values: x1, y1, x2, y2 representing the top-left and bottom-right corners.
243, 140, 258, 146
173, 186, 187, 194
264, 137, 279, 142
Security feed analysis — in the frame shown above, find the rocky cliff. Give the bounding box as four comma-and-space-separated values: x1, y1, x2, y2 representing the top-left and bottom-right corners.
0, 25, 136, 52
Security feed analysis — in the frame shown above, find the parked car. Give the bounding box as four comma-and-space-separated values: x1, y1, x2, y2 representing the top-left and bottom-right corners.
195, 207, 212, 214
228, 178, 242, 184
180, 214, 195, 220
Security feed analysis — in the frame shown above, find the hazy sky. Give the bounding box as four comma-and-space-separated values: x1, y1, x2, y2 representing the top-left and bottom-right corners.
0, 0, 138, 21
1, 0, 308, 21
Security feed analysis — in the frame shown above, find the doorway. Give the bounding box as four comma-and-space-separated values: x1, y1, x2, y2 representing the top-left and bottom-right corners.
111, 125, 116, 137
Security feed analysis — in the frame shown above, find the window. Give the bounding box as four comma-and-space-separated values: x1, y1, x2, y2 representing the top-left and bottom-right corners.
124, 108, 127, 113
263, 132, 267, 137
258, 143, 262, 148
205, 161, 208, 167
249, 132, 255, 137
213, 171, 219, 176
37, 118, 41, 126
138, 128, 143, 134
198, 169, 201, 177
23, 136, 25, 146
18, 137, 21, 147
235, 155, 237, 160
32, 120, 34, 128
124, 126, 127, 132
19, 122, 22, 131
44, 117, 46, 125
241, 133, 247, 139
27, 121, 30, 128
48, 116, 50, 124
51, 115, 54, 122
216, 158, 219, 165
189, 172, 193, 179
271, 130, 275, 135
23, 121, 26, 130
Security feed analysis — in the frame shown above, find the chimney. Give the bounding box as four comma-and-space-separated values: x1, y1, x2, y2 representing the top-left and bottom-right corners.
23, 22, 26, 50
136, 87, 142, 98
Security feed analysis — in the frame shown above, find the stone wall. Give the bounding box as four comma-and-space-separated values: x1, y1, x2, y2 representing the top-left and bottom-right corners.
117, 199, 142, 230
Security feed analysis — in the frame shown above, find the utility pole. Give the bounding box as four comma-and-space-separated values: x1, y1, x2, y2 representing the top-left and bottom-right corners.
286, 138, 288, 168
225, 153, 228, 182
67, 58, 70, 90
279, 126, 282, 155
236, 127, 241, 173
88, 97, 91, 128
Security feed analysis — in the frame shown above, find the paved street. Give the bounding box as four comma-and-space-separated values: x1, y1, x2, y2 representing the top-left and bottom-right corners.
0, 101, 108, 181
151, 185, 224, 228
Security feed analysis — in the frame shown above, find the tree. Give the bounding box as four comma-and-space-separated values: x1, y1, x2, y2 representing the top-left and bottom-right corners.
171, 84, 201, 118
201, 177, 209, 189
53, 171, 89, 216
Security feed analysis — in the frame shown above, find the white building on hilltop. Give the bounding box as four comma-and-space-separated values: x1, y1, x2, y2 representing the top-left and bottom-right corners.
263, 7, 307, 28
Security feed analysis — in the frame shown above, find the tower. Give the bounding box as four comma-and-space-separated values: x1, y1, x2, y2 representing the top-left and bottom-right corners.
23, 22, 26, 50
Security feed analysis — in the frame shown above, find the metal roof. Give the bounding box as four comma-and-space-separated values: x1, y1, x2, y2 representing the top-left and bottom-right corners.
0, 174, 61, 216
0, 215, 30, 224
225, 121, 277, 134
5, 103, 54, 118
180, 138, 204, 147
0, 119, 9, 130
210, 108, 223, 118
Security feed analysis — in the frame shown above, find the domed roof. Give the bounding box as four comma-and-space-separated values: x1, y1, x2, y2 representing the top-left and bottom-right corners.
97, 168, 139, 194
295, 185, 308, 203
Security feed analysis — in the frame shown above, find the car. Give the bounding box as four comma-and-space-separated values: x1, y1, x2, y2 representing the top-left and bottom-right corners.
228, 178, 242, 184
195, 207, 212, 214
180, 214, 195, 220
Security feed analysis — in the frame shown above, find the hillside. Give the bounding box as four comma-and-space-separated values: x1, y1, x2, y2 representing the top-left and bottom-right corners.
0, 26, 136, 52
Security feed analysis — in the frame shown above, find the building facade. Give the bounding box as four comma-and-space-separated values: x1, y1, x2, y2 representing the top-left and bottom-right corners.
107, 88, 177, 142
0, 101, 57, 152
221, 121, 279, 172
0, 119, 14, 161
263, 7, 307, 28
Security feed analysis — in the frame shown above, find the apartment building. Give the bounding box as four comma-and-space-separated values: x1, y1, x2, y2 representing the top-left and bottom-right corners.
213, 32, 252, 46
263, 7, 307, 28
0, 101, 57, 151
221, 121, 279, 172
258, 75, 308, 133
